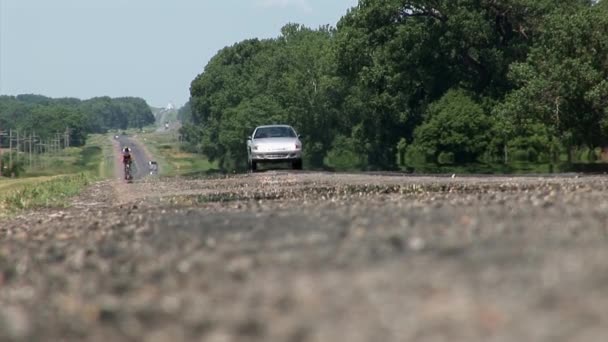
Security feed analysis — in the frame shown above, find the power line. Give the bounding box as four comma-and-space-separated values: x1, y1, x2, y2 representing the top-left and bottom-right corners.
0, 127, 71, 177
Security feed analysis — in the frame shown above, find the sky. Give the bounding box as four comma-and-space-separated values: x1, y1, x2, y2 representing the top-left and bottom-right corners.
0, 0, 358, 108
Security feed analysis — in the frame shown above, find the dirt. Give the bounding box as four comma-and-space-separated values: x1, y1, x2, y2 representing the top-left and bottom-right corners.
2, 159, 608, 341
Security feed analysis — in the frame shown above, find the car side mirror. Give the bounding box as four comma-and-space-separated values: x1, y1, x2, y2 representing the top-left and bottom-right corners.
298, 134, 303, 139
247, 136, 252, 140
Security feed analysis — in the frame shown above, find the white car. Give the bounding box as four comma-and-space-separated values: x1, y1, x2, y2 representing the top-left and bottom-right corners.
247, 125, 303, 171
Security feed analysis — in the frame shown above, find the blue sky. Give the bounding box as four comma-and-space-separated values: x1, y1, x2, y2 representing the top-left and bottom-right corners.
0, 0, 358, 107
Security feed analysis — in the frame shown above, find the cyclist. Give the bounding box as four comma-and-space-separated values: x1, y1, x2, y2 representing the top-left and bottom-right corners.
122, 147, 133, 180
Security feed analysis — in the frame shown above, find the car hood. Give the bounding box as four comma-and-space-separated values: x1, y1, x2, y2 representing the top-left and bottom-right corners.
253, 137, 299, 145
252, 137, 300, 150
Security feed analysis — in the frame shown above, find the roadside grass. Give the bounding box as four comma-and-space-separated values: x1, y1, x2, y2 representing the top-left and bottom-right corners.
0, 134, 113, 216
0, 176, 58, 193
138, 131, 218, 176
24, 135, 113, 178
0, 173, 94, 214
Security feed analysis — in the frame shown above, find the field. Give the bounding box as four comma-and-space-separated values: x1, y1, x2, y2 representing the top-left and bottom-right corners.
137, 130, 217, 176
0, 134, 113, 215
23, 134, 114, 178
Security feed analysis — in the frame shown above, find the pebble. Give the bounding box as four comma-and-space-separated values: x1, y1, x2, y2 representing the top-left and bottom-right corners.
408, 237, 426, 251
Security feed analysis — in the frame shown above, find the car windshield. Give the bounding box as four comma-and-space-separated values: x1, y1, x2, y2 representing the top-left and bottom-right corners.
254, 126, 296, 139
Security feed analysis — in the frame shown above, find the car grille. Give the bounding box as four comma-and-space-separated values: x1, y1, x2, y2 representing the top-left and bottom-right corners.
264, 153, 290, 159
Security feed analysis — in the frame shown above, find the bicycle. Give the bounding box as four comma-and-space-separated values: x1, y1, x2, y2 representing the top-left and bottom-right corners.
124, 162, 133, 181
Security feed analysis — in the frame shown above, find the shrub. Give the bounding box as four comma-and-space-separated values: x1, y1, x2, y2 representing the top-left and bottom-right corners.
437, 152, 455, 165
324, 136, 367, 171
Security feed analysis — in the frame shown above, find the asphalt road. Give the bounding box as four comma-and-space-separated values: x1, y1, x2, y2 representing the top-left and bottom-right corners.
115, 135, 152, 180
2, 164, 608, 341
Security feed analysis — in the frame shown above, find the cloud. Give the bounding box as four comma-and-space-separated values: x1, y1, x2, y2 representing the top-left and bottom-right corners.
254, 0, 313, 13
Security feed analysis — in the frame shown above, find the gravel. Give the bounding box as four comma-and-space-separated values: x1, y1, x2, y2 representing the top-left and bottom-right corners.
2, 171, 608, 341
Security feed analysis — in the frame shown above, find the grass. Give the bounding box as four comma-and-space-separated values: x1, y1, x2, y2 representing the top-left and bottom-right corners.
0, 176, 59, 193
23, 134, 113, 178
0, 134, 113, 215
138, 131, 218, 176
0, 173, 94, 213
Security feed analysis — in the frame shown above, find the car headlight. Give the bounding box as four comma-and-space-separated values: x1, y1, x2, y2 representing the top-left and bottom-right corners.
295, 143, 301, 150
252, 145, 259, 151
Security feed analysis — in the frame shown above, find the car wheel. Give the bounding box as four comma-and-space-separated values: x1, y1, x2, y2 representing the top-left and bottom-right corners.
250, 161, 257, 172
292, 159, 302, 170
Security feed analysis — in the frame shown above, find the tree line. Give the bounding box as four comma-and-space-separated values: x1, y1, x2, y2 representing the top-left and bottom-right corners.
181, 0, 608, 171
0, 95, 155, 147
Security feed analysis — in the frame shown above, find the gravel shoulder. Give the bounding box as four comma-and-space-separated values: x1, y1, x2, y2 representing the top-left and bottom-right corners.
2, 171, 608, 341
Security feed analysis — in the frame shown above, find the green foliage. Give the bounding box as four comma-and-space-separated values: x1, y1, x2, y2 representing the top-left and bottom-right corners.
182, 0, 607, 172
499, 4, 608, 149
18, 134, 113, 178
0, 173, 93, 212
139, 131, 218, 176
186, 26, 338, 170
0, 153, 26, 177
0, 95, 155, 148
324, 135, 367, 171
409, 89, 492, 163
80, 96, 155, 132
331, 0, 574, 169
396, 138, 408, 165
0, 95, 154, 178
177, 101, 193, 123
437, 152, 455, 165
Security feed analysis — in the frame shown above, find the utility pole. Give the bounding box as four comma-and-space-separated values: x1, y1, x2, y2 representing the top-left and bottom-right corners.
40, 140, 46, 167
56, 132, 61, 154
32, 132, 37, 169
47, 138, 51, 163
9, 129, 13, 175
28, 132, 33, 168
65, 127, 70, 148
0, 129, 3, 178
16, 130, 20, 164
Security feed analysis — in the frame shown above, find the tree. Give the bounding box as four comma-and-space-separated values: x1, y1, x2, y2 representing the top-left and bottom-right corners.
498, 5, 608, 154
333, 0, 591, 168
0, 95, 155, 149
181, 0, 601, 171
186, 26, 339, 170
177, 101, 193, 123
410, 89, 492, 163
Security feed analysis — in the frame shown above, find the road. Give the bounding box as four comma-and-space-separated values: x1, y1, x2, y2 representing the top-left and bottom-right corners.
2, 149, 608, 341
115, 135, 153, 180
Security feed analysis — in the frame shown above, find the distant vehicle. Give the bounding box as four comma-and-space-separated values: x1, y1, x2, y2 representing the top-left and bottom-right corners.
247, 125, 302, 171
148, 161, 158, 175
